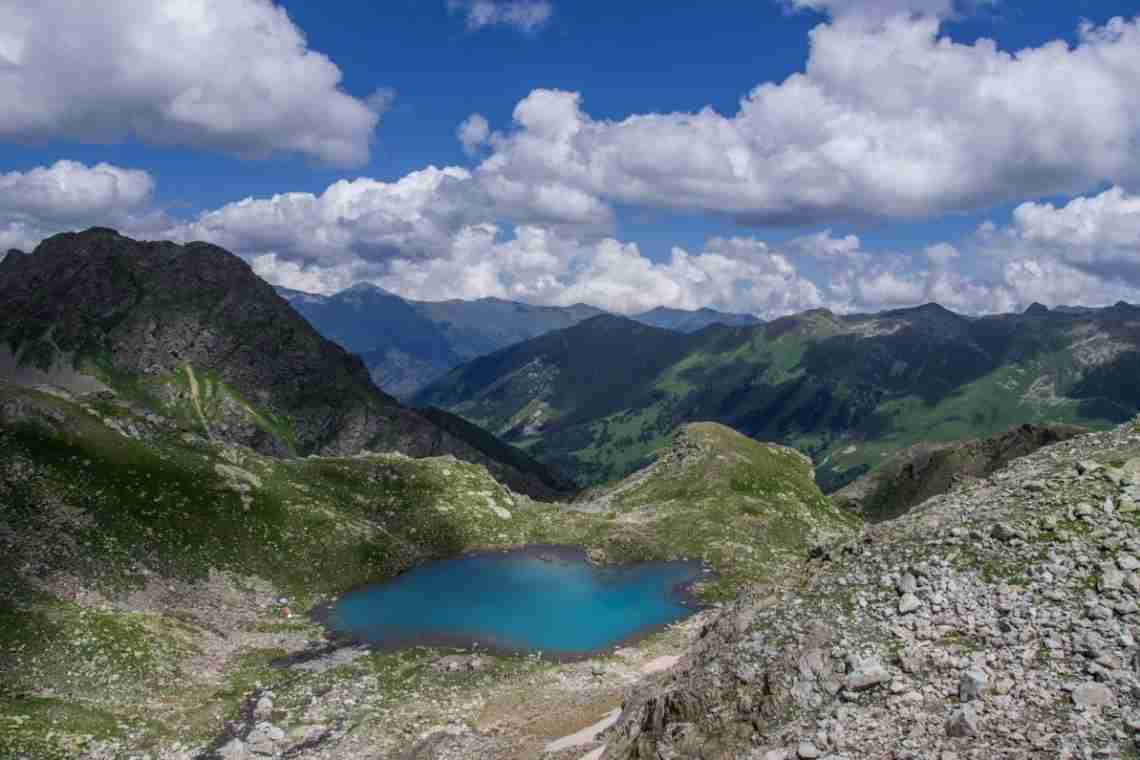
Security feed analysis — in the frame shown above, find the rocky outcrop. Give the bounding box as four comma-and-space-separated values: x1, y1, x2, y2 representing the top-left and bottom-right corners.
832, 422, 1088, 521
0, 228, 571, 499
604, 418, 1140, 759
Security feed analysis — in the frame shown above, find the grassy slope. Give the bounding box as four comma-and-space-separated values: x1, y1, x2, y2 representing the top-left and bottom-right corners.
0, 385, 852, 757
421, 306, 1140, 492
0, 385, 553, 756
577, 422, 859, 598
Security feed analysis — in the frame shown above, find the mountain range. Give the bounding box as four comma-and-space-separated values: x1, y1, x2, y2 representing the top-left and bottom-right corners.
0, 228, 571, 499
6, 227, 1140, 760
277, 284, 760, 397
415, 302, 1140, 489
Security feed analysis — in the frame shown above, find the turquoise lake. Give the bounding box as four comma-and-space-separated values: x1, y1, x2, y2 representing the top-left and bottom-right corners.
324, 547, 706, 658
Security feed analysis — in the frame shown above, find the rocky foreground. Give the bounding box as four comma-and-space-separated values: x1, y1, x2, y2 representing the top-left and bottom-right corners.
602, 416, 1140, 759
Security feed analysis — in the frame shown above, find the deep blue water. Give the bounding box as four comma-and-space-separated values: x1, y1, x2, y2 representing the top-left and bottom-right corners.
324, 547, 705, 658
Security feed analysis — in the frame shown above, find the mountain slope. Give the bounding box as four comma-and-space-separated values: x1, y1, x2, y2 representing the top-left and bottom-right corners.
0, 383, 854, 758
830, 422, 1088, 521
575, 422, 857, 597
0, 228, 570, 499
416, 314, 698, 483
0, 381, 580, 757
279, 286, 604, 397
632, 305, 762, 332
418, 301, 1140, 489
603, 417, 1140, 759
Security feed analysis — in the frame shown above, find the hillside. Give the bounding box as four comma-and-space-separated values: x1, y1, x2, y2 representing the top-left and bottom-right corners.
601, 415, 1140, 759
279, 286, 604, 397
417, 314, 698, 484
279, 284, 763, 399
574, 422, 858, 597
0, 381, 854, 758
417, 301, 1140, 490
832, 422, 1088, 521
0, 228, 569, 500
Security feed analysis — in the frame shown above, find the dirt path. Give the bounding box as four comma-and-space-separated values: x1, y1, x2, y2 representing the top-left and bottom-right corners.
184, 363, 213, 439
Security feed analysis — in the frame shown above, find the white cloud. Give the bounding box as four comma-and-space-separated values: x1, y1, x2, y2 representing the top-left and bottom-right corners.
472, 13, 1140, 225
0, 160, 157, 251
1006, 186, 1140, 282
249, 252, 369, 295
999, 257, 1140, 309
786, 0, 958, 21
366, 87, 398, 116
458, 114, 491, 156
447, 0, 553, 32
0, 0, 380, 166
0, 161, 154, 225
371, 226, 825, 317
170, 165, 481, 262
924, 242, 961, 264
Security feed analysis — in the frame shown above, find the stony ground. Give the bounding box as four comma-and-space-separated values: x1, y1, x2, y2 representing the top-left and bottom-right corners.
603, 416, 1140, 759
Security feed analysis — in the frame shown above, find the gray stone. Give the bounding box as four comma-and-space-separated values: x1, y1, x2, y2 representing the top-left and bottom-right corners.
846, 659, 889, 691
991, 523, 1021, 542
897, 573, 918, 595
253, 695, 274, 721
945, 705, 979, 738
246, 723, 286, 756
1072, 682, 1116, 710
797, 741, 821, 759
217, 738, 247, 759
959, 669, 988, 702
898, 593, 922, 615
1099, 564, 1125, 592
1077, 461, 1103, 476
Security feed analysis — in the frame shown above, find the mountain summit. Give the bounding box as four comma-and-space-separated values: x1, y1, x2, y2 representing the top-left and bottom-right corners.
0, 228, 571, 498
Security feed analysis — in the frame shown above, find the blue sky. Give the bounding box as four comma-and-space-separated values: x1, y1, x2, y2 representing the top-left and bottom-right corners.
3, 0, 1140, 316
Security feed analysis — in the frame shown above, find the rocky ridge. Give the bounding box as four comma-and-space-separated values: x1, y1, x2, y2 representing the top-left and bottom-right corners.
832, 422, 1089, 522
602, 415, 1140, 759
0, 228, 570, 499
417, 299, 1140, 490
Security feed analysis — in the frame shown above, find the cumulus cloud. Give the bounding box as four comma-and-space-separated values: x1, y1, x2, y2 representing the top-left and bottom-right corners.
170, 166, 482, 263
470, 13, 1140, 225
0, 0, 380, 166
0, 161, 154, 225
339, 226, 826, 318
1004, 187, 1140, 283
447, 0, 553, 32
458, 114, 491, 156
786, 0, 959, 21
0, 160, 158, 251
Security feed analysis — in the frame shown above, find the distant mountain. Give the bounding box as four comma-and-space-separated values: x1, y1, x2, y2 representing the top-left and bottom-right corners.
278, 286, 604, 398
417, 301, 1140, 490
632, 305, 762, 332
0, 228, 572, 499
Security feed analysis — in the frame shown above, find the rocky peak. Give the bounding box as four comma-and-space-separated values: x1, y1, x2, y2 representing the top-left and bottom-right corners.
0, 228, 571, 499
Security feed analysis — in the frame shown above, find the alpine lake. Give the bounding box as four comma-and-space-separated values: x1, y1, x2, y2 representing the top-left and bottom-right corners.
321, 546, 708, 660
